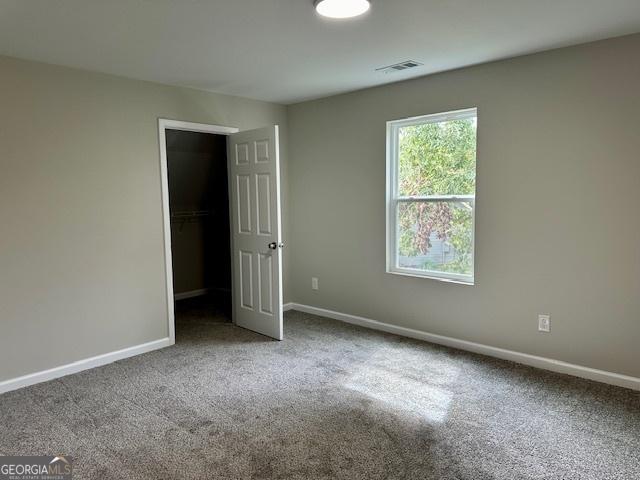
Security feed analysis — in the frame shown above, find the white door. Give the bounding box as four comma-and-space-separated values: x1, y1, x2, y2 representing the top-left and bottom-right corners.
228, 126, 283, 340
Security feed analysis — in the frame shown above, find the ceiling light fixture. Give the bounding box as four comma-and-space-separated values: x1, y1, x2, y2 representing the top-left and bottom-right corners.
314, 0, 371, 19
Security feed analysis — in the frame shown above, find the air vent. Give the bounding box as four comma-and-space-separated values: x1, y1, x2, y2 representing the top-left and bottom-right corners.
376, 60, 423, 74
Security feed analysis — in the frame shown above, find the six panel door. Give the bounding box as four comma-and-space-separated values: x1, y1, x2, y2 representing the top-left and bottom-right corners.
227, 126, 283, 340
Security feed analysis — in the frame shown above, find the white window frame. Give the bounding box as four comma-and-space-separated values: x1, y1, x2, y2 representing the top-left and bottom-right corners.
386, 108, 477, 285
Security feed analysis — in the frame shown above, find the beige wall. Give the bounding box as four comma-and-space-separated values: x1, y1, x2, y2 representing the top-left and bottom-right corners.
0, 55, 289, 382
287, 34, 640, 378
2, 33, 639, 385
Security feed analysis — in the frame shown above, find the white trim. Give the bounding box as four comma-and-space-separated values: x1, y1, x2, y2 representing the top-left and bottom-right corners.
287, 303, 640, 391
283, 302, 295, 312
173, 287, 231, 301
158, 119, 240, 343
0, 338, 172, 395
274, 126, 285, 338
4, 305, 635, 394
159, 119, 239, 135
387, 265, 474, 284
385, 107, 478, 285
174, 288, 212, 301
397, 195, 475, 202
386, 269, 474, 285
388, 107, 478, 128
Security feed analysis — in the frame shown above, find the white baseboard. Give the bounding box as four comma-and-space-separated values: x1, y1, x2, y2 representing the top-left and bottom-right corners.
5, 303, 636, 395
0, 337, 173, 395
286, 303, 640, 391
174, 287, 231, 301
174, 288, 211, 301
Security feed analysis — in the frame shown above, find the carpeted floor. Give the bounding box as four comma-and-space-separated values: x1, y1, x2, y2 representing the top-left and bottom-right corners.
1, 310, 638, 479
174, 291, 232, 324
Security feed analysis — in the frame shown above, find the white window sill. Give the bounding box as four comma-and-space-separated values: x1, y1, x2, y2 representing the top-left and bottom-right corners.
386, 268, 475, 286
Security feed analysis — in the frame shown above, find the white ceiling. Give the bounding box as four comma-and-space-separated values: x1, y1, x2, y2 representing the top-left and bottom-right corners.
1, 0, 640, 104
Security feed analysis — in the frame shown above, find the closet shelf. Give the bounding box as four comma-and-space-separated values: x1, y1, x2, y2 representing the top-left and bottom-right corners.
170, 210, 212, 232
170, 210, 211, 220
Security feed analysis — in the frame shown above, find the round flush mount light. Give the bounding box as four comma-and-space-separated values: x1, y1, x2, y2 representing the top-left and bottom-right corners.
314, 0, 371, 19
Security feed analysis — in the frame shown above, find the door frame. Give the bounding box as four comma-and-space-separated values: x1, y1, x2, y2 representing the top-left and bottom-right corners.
158, 118, 239, 344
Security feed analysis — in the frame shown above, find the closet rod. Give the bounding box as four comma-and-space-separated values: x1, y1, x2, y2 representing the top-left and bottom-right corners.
170, 210, 211, 219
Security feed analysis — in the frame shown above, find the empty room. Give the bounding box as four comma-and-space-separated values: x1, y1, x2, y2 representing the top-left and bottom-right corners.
0, 1, 639, 479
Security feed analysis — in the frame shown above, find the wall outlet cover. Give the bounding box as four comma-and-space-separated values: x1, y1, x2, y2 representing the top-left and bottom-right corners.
538, 314, 550, 332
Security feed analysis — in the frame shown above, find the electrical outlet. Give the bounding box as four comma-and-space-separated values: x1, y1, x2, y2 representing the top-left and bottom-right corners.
538, 314, 550, 332
311, 277, 319, 290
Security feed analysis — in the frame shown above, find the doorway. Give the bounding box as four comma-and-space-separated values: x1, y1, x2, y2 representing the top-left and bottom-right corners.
159, 119, 284, 343
167, 128, 231, 334
158, 120, 239, 343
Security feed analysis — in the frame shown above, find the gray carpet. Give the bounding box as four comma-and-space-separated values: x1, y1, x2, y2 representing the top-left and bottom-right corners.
1, 310, 638, 479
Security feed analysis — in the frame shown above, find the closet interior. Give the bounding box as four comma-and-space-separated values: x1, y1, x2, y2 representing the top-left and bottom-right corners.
166, 129, 232, 329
